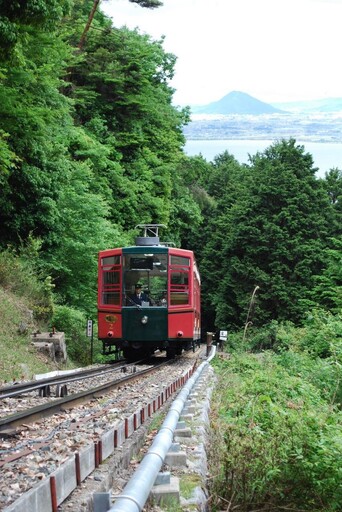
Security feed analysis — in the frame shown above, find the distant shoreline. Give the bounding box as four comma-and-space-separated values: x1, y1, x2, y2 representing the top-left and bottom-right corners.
185, 137, 341, 143
184, 139, 342, 177
183, 112, 342, 144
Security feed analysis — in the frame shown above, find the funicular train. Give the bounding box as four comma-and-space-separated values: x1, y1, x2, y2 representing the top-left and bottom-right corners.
97, 225, 201, 359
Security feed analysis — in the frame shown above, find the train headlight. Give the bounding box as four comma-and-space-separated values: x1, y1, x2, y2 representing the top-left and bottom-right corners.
177, 331, 183, 337
141, 316, 148, 324
107, 331, 114, 337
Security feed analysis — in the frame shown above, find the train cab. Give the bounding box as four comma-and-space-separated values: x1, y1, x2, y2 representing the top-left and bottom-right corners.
97, 225, 201, 359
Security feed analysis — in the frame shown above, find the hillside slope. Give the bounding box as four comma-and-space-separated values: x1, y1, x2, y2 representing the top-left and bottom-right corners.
272, 97, 342, 113
0, 286, 61, 383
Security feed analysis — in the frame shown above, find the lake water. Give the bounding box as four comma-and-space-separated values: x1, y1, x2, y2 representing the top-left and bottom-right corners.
184, 139, 342, 178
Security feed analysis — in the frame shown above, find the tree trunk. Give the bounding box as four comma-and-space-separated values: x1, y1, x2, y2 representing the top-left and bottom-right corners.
78, 0, 101, 50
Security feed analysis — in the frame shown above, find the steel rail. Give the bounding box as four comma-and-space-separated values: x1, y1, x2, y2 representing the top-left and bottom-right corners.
0, 358, 153, 399
0, 363, 124, 398
0, 360, 168, 432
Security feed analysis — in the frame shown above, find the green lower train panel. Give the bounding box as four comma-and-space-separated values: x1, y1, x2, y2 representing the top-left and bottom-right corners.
122, 307, 168, 341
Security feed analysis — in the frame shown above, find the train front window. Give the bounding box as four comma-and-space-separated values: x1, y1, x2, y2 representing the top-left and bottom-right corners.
123, 253, 168, 306
101, 255, 121, 305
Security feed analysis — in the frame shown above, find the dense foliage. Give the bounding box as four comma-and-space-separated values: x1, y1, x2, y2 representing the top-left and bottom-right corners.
0, 0, 198, 317
197, 141, 340, 330
0, 4, 341, 509
209, 347, 342, 511
208, 310, 342, 510
0, 0, 340, 344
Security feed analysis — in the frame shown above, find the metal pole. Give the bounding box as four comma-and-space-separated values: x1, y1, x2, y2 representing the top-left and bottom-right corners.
87, 319, 94, 364
91, 322, 94, 365
206, 332, 213, 357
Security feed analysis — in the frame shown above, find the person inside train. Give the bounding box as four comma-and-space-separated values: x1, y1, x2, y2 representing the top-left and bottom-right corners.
130, 284, 150, 306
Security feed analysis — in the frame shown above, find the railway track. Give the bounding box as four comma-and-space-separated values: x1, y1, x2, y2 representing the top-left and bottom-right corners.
0, 362, 125, 399
0, 352, 200, 510
0, 358, 167, 433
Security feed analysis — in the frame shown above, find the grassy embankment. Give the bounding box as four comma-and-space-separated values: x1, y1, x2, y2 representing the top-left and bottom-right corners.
0, 287, 59, 382
0, 250, 73, 383
208, 324, 342, 512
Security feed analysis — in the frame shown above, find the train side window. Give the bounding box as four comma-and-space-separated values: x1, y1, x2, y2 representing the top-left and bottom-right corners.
170, 271, 189, 285
170, 270, 189, 305
102, 271, 120, 305
169, 255, 190, 306
103, 271, 120, 286
170, 291, 189, 305
101, 255, 121, 305
170, 255, 190, 266
102, 256, 120, 266
102, 292, 120, 305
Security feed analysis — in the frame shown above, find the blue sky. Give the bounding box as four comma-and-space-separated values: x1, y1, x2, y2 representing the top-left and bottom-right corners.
102, 0, 342, 107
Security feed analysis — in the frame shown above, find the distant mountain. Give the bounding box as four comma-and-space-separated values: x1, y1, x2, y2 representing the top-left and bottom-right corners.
271, 97, 342, 113
191, 91, 286, 115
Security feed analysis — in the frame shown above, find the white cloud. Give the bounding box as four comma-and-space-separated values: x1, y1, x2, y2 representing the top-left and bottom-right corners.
101, 0, 342, 105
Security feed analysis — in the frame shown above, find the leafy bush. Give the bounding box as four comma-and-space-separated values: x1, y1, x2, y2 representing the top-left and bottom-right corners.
0, 248, 53, 322
244, 321, 279, 352
239, 313, 341, 361
300, 309, 342, 358
209, 353, 342, 511
273, 312, 342, 406
227, 321, 302, 353
51, 305, 93, 365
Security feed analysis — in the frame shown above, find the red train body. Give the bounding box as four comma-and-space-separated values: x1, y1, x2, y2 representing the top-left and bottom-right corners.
97, 225, 201, 359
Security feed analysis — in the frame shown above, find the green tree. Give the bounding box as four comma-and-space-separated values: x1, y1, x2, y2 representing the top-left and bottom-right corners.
0, 2, 128, 314
321, 167, 342, 237
40, 160, 128, 312
129, 0, 162, 6
0, 0, 193, 319
164, 154, 212, 246
67, 10, 188, 229
0, 22, 74, 246
0, 0, 71, 58
204, 140, 333, 328
78, 0, 163, 49
300, 238, 342, 314
198, 151, 247, 330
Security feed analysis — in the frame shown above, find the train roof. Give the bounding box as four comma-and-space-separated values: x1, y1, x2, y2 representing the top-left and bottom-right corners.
99, 224, 195, 257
